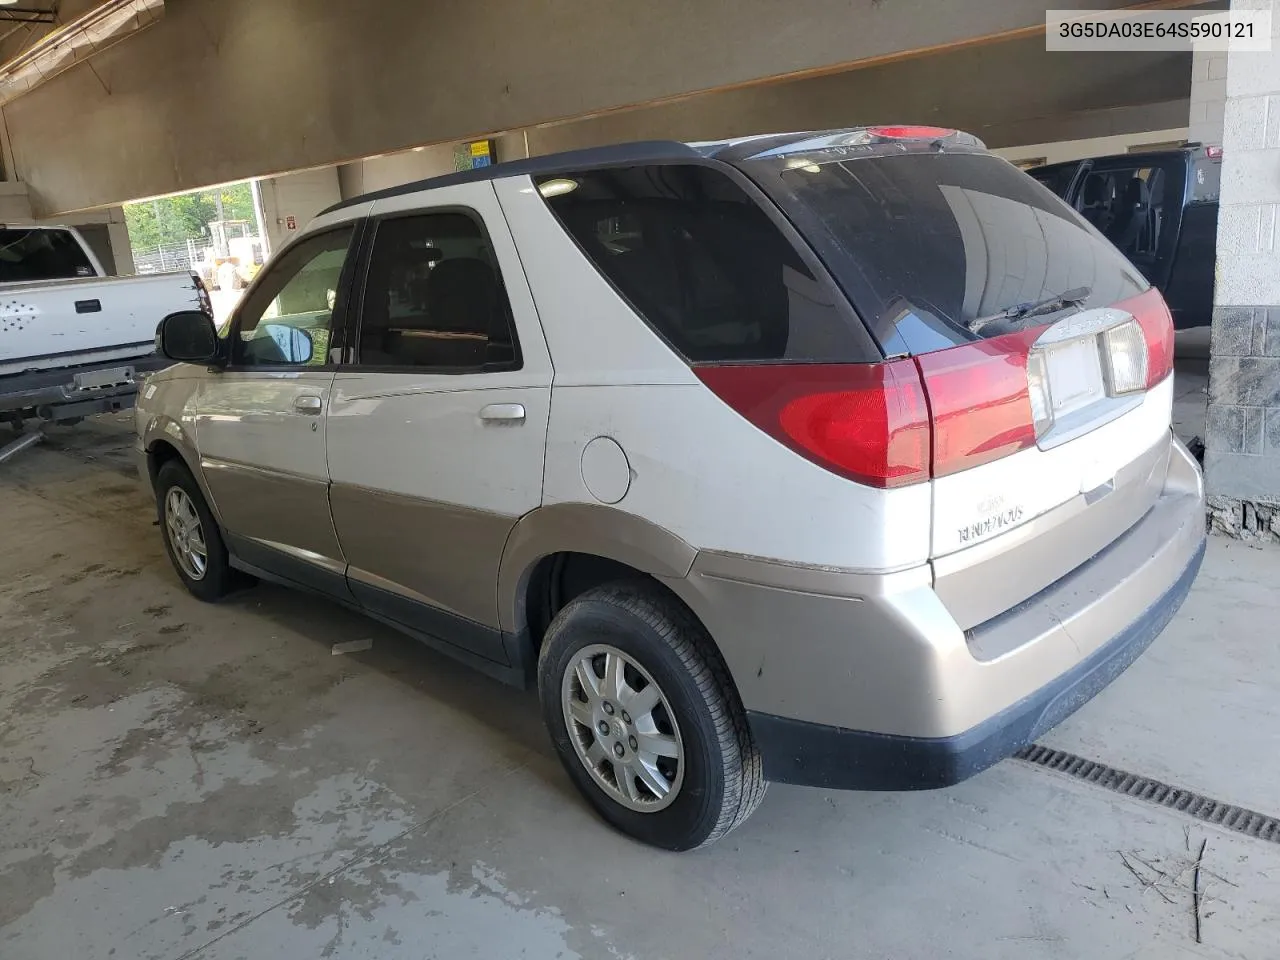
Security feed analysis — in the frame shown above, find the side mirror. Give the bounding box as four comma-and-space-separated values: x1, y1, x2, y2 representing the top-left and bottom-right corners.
156, 310, 218, 363
259, 323, 314, 364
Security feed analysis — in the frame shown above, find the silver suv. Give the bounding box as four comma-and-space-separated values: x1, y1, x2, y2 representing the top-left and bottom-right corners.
138, 127, 1206, 850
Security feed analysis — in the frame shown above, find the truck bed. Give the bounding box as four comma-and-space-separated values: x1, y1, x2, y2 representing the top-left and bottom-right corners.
0, 271, 202, 377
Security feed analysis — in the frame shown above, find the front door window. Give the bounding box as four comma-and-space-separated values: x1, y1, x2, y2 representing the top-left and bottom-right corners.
232, 226, 356, 367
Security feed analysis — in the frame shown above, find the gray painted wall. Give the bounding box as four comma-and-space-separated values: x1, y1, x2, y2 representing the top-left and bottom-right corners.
0, 0, 1190, 214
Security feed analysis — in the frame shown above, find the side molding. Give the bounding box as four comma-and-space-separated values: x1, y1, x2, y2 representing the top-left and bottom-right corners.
496, 503, 697, 634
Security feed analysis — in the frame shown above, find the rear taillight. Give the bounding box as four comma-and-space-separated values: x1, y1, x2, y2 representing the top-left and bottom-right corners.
867, 125, 957, 141
694, 360, 929, 488
914, 327, 1042, 478
697, 291, 1171, 487
696, 336, 1040, 488
1119, 288, 1174, 388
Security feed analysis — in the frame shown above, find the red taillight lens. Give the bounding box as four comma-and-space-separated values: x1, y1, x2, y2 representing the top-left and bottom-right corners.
1117, 287, 1174, 387
914, 327, 1043, 478
868, 125, 956, 141
694, 360, 929, 488
697, 293, 1168, 487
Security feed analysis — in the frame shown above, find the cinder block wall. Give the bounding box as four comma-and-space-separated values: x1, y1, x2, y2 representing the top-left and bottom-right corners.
1204, 0, 1280, 540
1188, 45, 1228, 145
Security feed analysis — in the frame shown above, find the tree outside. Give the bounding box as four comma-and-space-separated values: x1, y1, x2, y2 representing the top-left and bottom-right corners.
124, 182, 257, 252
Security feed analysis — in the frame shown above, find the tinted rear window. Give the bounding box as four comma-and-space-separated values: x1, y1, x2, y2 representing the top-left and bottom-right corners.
743, 151, 1147, 354
0, 229, 95, 283
537, 164, 873, 363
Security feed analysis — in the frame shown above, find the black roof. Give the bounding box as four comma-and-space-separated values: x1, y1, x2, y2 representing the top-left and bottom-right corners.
319, 127, 988, 216
320, 140, 704, 216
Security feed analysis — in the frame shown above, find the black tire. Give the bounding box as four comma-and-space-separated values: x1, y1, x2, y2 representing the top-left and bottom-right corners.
537, 580, 766, 850
155, 459, 237, 602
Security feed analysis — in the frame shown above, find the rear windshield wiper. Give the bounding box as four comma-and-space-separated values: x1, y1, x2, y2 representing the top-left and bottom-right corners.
966, 286, 1091, 334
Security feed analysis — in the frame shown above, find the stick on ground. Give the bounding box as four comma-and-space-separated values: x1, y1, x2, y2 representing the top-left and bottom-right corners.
1193, 838, 1208, 944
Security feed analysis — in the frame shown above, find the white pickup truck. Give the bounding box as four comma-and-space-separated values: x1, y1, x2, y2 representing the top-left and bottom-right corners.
0, 224, 206, 426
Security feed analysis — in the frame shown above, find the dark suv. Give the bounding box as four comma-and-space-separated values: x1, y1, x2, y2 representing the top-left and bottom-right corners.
1028, 145, 1221, 329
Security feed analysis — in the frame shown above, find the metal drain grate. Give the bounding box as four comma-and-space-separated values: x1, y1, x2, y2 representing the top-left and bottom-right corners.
1015, 744, 1280, 844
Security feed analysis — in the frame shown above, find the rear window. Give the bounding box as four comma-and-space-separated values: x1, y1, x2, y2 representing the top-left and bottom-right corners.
743, 151, 1147, 355
0, 228, 95, 283
537, 165, 873, 363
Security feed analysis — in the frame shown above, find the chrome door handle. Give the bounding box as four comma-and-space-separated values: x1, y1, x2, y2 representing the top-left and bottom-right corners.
293, 395, 323, 415
479, 403, 525, 422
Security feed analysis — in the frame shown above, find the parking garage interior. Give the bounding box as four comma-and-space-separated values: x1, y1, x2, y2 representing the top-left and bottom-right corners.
3, 1, 1280, 957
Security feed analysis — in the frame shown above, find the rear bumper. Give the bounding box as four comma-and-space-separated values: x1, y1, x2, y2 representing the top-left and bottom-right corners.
0, 354, 168, 421
664, 432, 1206, 790
748, 535, 1203, 789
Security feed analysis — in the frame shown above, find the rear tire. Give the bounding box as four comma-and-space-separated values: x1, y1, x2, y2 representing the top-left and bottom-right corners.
538, 580, 765, 850
155, 459, 237, 602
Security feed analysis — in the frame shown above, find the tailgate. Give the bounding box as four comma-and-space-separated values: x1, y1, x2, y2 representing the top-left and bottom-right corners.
931, 375, 1173, 630
0, 272, 200, 376
924, 287, 1177, 628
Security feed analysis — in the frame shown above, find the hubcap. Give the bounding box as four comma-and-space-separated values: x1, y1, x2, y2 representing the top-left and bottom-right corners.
561, 643, 684, 813
164, 486, 208, 581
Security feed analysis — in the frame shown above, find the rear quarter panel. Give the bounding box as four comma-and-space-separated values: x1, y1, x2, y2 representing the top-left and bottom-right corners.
493, 174, 931, 570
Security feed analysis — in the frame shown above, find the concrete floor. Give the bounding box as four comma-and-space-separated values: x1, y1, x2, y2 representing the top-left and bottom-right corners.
3, 414, 1279, 960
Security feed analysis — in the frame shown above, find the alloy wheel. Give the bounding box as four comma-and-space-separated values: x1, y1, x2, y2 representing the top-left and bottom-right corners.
561, 643, 685, 812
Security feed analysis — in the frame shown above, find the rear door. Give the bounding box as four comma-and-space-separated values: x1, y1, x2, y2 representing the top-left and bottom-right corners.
1072, 154, 1185, 289
325, 183, 551, 662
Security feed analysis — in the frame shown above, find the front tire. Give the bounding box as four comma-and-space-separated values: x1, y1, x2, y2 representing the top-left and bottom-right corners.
155, 459, 235, 602
538, 581, 765, 850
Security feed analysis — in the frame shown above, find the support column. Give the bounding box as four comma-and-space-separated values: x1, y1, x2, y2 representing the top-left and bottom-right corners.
1204, 0, 1280, 540
1188, 41, 1227, 145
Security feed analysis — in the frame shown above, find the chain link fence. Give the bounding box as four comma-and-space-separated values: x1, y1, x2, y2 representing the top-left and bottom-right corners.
132, 242, 196, 275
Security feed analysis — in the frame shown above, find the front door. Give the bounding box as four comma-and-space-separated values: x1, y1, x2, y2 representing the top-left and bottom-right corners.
325, 185, 552, 663
195, 224, 360, 592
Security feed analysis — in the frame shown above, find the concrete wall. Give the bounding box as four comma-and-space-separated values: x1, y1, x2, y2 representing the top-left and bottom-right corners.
1204, 0, 1280, 539
257, 168, 341, 255
1188, 44, 1229, 145
512, 40, 1190, 160
336, 145, 458, 201
994, 127, 1191, 166
0, 0, 1189, 214
0, 181, 31, 221
55, 207, 136, 276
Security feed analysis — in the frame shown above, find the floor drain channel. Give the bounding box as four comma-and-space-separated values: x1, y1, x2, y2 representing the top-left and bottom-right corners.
1015, 744, 1280, 845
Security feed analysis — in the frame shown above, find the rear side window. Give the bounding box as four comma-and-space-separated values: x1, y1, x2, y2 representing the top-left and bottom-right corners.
743, 151, 1147, 354
356, 212, 520, 370
0, 229, 94, 283
537, 165, 868, 363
